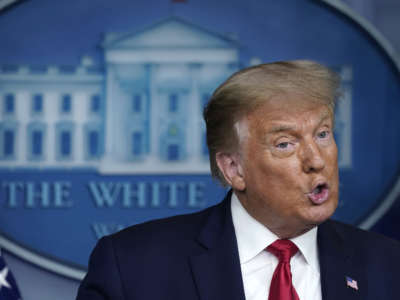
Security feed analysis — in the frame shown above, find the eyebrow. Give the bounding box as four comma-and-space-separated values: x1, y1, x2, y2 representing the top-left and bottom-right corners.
267, 124, 296, 134
267, 111, 332, 135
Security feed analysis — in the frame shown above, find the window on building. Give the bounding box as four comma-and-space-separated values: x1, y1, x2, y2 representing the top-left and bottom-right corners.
56, 122, 74, 160
132, 94, 142, 113
167, 144, 179, 161
61, 94, 72, 113
28, 123, 46, 160
88, 130, 99, 157
3, 129, 15, 157
132, 132, 142, 156
32, 130, 43, 156
90, 95, 101, 113
32, 94, 43, 113
169, 93, 178, 112
84, 123, 102, 160
4, 94, 15, 114
60, 130, 71, 157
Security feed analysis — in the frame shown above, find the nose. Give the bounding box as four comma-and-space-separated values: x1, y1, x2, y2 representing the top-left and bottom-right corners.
300, 139, 325, 173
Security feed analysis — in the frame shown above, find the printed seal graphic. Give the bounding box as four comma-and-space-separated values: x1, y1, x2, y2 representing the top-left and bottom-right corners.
0, 0, 399, 280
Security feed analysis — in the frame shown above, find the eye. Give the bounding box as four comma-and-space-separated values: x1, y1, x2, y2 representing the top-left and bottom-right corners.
317, 130, 329, 139
276, 142, 289, 149
273, 137, 296, 154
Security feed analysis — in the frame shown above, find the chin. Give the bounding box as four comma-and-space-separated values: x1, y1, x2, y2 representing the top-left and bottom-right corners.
303, 202, 337, 226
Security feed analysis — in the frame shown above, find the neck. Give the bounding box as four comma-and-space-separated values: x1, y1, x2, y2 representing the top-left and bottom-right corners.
234, 190, 316, 239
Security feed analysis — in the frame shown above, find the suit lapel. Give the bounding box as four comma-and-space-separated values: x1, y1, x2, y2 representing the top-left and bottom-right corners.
189, 192, 246, 300
318, 220, 364, 300
190, 197, 368, 300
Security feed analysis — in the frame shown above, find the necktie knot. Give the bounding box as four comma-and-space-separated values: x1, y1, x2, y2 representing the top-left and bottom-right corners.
267, 239, 298, 263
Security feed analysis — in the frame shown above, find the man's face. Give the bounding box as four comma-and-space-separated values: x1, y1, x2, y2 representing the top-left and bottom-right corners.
234, 93, 338, 238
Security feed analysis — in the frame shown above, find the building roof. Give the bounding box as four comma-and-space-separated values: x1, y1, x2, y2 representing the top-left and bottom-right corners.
102, 17, 240, 50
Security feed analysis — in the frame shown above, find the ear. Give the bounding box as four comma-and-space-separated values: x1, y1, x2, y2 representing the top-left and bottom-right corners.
215, 152, 246, 191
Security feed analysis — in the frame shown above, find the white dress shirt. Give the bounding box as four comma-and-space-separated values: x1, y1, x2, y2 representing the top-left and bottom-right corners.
231, 193, 322, 300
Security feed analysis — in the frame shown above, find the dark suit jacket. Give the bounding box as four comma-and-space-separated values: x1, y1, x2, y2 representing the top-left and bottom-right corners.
77, 192, 400, 300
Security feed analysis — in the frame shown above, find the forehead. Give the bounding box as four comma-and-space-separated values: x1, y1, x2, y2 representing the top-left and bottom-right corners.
246, 93, 333, 130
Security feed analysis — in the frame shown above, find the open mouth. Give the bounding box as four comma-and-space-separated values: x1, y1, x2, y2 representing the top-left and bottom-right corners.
307, 183, 329, 205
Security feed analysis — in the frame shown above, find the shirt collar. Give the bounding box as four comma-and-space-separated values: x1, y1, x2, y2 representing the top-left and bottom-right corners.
231, 192, 278, 264
231, 192, 320, 273
291, 224, 320, 273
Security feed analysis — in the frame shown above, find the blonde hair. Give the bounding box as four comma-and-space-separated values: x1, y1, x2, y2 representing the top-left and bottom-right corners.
203, 60, 340, 185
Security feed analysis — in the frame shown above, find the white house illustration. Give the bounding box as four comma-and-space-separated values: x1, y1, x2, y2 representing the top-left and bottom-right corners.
0, 17, 352, 173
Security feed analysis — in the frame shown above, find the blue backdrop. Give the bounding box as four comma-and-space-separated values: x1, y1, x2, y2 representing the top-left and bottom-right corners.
0, 0, 399, 299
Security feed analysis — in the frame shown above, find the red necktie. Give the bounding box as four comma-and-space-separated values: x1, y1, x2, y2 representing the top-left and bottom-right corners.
267, 239, 300, 300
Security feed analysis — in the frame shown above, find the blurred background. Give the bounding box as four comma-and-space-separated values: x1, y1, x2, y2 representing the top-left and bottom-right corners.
341, 0, 400, 241
0, 0, 399, 299
342, 0, 400, 57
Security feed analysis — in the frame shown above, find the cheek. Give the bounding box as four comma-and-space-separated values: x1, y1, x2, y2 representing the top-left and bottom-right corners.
327, 142, 338, 160
326, 148, 339, 171
268, 157, 305, 183
244, 143, 303, 186
256, 163, 303, 192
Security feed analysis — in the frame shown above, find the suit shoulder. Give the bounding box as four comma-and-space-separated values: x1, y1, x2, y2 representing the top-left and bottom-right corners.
326, 219, 400, 251
108, 203, 218, 248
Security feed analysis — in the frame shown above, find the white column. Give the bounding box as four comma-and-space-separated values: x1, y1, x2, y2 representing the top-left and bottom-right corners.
16, 91, 28, 165
188, 63, 202, 162
46, 92, 58, 164
73, 92, 85, 164
149, 63, 160, 162
103, 64, 115, 162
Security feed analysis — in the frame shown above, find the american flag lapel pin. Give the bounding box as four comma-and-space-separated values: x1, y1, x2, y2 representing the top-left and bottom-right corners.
346, 276, 359, 290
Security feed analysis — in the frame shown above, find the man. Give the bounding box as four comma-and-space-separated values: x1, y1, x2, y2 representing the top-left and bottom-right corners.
76, 60, 400, 300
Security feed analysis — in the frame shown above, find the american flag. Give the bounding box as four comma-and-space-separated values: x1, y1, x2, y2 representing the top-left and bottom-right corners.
346, 276, 358, 290
0, 254, 22, 300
